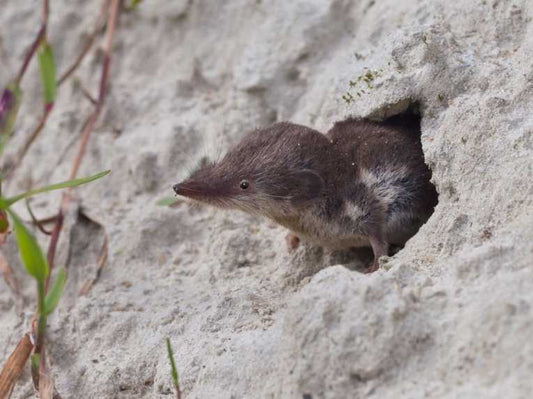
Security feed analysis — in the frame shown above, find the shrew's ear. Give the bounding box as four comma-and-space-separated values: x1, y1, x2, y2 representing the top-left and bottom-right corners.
290, 170, 324, 205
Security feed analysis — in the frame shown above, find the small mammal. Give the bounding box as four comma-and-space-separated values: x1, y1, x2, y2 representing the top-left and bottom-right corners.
174, 113, 438, 272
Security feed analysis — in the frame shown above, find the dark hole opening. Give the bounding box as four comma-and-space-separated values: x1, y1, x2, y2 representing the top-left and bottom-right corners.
334, 101, 439, 273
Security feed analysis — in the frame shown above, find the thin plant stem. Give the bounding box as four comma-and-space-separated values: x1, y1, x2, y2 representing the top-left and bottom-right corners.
42, 0, 49, 25
8, 0, 107, 178
34, 280, 47, 356
26, 200, 52, 235
80, 84, 98, 105
166, 338, 181, 399
57, 0, 109, 86
44, 211, 63, 292
46, 0, 119, 279
5, 106, 53, 180
14, 25, 46, 86
15, 0, 49, 85
68, 0, 119, 181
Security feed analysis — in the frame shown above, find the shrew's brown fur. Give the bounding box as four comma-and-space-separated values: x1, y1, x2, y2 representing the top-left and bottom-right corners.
174, 113, 437, 272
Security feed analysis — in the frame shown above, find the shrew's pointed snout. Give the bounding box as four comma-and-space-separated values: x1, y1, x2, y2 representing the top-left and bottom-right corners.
173, 182, 194, 196
172, 178, 233, 205
173, 180, 207, 198
173, 183, 181, 195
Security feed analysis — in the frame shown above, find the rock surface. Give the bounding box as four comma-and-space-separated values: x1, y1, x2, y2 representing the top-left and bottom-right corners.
1, 0, 532, 398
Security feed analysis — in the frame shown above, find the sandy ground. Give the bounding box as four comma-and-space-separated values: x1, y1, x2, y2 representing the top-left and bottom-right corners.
1, 0, 532, 398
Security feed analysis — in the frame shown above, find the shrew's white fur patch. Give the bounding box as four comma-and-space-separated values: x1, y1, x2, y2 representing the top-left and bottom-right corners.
359, 166, 409, 206
343, 201, 364, 222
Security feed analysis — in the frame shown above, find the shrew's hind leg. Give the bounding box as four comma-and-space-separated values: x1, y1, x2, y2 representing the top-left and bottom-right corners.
366, 236, 389, 273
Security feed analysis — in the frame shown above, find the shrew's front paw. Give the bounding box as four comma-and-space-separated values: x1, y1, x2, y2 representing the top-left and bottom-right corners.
364, 259, 380, 274
285, 233, 300, 253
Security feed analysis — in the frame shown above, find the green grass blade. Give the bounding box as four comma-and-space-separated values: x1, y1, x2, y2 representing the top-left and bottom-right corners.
0, 83, 23, 157
8, 209, 49, 282
44, 268, 66, 315
38, 40, 56, 107
156, 197, 181, 207
166, 338, 180, 390
30, 354, 40, 371
2, 170, 111, 208
125, 0, 144, 10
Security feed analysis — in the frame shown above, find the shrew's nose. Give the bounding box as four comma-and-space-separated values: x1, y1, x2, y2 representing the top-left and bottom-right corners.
173, 183, 180, 194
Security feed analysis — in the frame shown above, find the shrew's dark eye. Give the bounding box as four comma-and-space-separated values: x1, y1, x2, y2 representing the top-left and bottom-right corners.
240, 180, 249, 189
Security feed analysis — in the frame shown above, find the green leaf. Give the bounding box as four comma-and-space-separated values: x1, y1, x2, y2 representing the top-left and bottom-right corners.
0, 83, 23, 156
44, 268, 66, 315
31, 354, 40, 371
8, 209, 49, 282
166, 338, 179, 389
156, 197, 181, 207
125, 0, 144, 10
38, 40, 56, 106
1, 170, 111, 208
